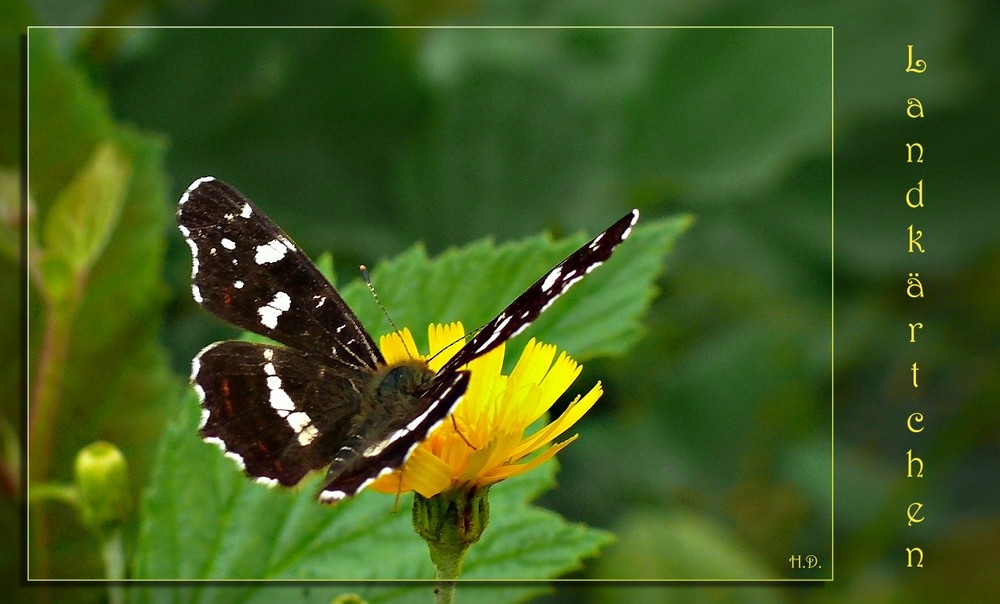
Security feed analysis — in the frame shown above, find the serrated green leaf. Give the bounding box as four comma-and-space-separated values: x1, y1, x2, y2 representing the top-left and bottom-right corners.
133, 388, 610, 589
337, 213, 692, 366
40, 142, 131, 303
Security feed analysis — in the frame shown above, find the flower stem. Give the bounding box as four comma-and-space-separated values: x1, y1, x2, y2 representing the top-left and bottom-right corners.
412, 488, 491, 604
433, 562, 460, 604
29, 301, 76, 580
102, 529, 125, 604
30, 301, 75, 483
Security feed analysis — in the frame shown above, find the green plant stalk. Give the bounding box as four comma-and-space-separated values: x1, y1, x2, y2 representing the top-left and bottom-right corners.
27, 482, 79, 506
29, 272, 83, 579
432, 553, 462, 604
412, 488, 491, 604
102, 528, 125, 604
29, 299, 76, 483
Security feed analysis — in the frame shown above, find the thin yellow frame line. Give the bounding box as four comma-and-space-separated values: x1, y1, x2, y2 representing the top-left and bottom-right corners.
23, 23, 837, 583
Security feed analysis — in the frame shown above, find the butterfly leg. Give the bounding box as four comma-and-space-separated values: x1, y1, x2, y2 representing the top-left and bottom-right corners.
450, 415, 477, 451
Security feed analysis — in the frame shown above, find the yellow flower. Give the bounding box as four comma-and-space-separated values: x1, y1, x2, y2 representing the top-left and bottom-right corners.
370, 322, 602, 499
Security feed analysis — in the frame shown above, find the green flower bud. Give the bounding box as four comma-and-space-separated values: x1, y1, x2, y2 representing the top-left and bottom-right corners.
73, 441, 129, 532
412, 486, 490, 581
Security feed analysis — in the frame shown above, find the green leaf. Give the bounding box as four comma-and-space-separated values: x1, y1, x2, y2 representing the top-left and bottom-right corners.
39, 142, 131, 303
336, 213, 693, 366
133, 387, 611, 593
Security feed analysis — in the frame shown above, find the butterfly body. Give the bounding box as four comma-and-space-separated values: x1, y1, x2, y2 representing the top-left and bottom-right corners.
178, 176, 637, 503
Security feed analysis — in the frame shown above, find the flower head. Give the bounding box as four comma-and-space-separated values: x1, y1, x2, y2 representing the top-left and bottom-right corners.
370, 322, 602, 499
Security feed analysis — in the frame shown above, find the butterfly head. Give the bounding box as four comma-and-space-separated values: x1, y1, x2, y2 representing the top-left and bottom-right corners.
371, 359, 436, 401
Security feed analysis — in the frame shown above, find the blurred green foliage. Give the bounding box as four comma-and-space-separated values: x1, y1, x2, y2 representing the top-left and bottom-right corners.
21, 15, 177, 598
12, 0, 1000, 603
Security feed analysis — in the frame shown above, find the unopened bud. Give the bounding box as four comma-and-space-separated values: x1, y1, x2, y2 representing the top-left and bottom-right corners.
73, 441, 129, 531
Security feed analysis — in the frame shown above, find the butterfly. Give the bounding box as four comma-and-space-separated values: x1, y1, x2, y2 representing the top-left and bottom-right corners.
178, 176, 638, 503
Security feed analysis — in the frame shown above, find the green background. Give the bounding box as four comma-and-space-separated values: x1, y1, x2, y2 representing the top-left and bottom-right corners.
10, 0, 1000, 602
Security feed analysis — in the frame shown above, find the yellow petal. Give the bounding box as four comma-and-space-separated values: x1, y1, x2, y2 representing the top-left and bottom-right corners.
371, 446, 453, 498
458, 438, 498, 482
508, 339, 556, 396
529, 351, 582, 424
480, 435, 579, 484
428, 322, 466, 371
461, 342, 507, 431
512, 382, 602, 459
380, 328, 420, 365
403, 446, 455, 498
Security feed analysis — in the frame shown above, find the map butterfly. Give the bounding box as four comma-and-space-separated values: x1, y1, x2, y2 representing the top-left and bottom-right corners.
178, 177, 638, 503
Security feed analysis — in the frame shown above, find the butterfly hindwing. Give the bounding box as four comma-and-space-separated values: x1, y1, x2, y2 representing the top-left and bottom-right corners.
178, 177, 383, 371
195, 340, 371, 487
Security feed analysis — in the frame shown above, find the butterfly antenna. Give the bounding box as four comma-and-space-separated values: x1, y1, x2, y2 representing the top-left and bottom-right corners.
426, 331, 471, 365
360, 265, 414, 358
426, 315, 497, 367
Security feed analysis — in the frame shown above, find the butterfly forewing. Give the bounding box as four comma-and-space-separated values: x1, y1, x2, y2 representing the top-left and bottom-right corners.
438, 208, 639, 375
178, 177, 383, 371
